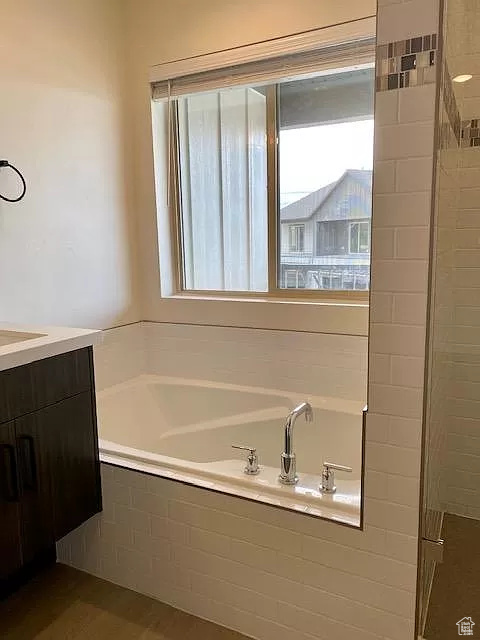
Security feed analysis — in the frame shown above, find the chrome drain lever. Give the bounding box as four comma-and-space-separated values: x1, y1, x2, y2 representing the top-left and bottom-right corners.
232, 445, 260, 475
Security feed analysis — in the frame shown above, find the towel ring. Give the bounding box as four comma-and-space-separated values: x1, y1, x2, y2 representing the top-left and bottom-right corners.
0, 161, 27, 203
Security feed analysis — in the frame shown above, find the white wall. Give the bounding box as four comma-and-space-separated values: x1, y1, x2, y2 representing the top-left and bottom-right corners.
0, 0, 139, 329
126, 0, 376, 63
124, 0, 375, 334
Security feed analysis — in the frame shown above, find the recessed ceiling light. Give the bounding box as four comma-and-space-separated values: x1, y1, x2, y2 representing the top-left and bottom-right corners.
453, 74, 473, 83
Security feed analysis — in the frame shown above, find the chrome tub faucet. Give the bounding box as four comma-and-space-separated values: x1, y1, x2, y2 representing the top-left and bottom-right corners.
279, 401, 313, 485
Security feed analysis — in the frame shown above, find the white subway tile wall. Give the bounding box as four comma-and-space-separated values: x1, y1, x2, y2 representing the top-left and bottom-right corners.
143, 322, 367, 401
58, 464, 417, 640
94, 321, 368, 401
94, 322, 148, 391
376, 0, 439, 45
445, 146, 480, 520
57, 2, 441, 638
368, 0, 439, 635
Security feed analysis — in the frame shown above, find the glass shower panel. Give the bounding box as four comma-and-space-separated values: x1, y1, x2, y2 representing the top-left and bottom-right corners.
419, 0, 480, 636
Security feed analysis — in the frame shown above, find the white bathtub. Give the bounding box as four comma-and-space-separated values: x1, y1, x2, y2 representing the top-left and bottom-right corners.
97, 375, 364, 526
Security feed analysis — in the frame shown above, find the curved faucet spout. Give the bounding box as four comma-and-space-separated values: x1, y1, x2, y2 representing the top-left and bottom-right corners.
284, 401, 313, 455
279, 401, 313, 485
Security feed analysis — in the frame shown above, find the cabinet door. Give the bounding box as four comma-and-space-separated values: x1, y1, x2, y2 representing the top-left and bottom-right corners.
0, 422, 22, 581
15, 413, 55, 565
45, 392, 102, 540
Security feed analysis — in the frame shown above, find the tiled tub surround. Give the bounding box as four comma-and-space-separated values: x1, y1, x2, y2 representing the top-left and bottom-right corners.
58, 463, 417, 640
98, 375, 363, 525
61, 313, 420, 639
94, 321, 367, 524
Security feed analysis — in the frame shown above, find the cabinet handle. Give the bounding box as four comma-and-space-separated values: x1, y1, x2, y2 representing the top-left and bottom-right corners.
0, 444, 19, 502
18, 435, 37, 491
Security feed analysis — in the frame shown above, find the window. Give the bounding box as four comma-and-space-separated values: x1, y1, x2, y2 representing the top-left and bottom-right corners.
349, 221, 371, 254
339, 198, 350, 216
316, 221, 341, 256
152, 39, 374, 297
288, 224, 305, 252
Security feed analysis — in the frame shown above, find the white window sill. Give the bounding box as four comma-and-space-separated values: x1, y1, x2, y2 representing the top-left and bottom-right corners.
168, 292, 369, 310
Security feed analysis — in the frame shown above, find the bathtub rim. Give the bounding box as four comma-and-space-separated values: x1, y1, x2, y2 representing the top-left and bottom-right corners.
100, 443, 362, 528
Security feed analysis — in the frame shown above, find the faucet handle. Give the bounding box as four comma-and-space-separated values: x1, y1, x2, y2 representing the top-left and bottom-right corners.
232, 445, 259, 475
320, 461, 352, 494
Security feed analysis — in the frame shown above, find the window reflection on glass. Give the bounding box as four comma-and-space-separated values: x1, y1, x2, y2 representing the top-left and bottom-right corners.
278, 69, 374, 291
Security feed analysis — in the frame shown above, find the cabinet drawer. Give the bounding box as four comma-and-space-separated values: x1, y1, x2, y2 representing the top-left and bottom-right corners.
0, 348, 92, 424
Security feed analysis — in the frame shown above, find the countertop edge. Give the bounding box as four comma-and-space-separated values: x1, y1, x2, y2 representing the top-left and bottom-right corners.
0, 327, 103, 372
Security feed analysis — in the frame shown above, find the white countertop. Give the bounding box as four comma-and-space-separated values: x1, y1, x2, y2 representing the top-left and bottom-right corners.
0, 323, 103, 372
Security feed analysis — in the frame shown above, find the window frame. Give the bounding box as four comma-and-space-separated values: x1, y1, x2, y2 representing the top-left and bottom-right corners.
150, 17, 377, 305
149, 22, 376, 336
168, 82, 372, 303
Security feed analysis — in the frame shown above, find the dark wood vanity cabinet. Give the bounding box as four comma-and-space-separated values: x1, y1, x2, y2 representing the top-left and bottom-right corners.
0, 422, 23, 581
0, 347, 101, 593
